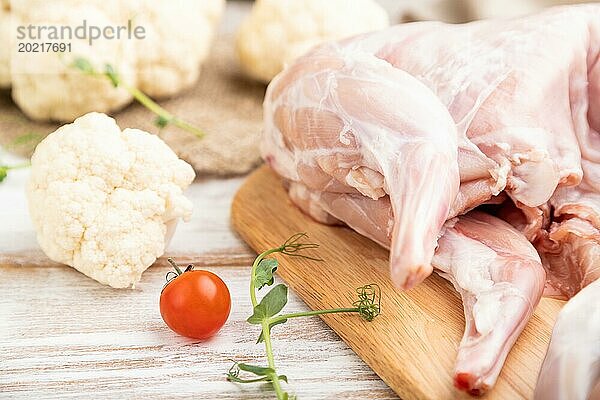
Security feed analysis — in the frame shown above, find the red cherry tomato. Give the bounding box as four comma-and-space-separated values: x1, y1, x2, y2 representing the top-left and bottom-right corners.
160, 261, 231, 340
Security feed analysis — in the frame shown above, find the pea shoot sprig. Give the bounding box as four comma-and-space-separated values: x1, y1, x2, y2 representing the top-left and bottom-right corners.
227, 233, 381, 400
0, 132, 41, 183
0, 162, 30, 183
71, 57, 205, 139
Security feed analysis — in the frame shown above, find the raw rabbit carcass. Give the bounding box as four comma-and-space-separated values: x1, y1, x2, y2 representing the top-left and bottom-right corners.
262, 3, 600, 396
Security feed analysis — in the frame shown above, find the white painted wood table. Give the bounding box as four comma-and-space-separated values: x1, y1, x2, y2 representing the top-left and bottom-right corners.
0, 154, 397, 399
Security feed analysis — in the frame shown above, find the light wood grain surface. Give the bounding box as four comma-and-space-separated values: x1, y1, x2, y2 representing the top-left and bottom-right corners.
0, 259, 396, 399
232, 166, 566, 400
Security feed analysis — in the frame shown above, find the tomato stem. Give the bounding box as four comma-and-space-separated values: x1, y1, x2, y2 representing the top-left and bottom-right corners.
167, 258, 183, 276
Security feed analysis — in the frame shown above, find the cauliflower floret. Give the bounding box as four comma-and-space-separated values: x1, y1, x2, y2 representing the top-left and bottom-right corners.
236, 0, 389, 83
7, 0, 224, 121
27, 112, 196, 288
10, 3, 136, 122
129, 0, 225, 98
0, 0, 10, 88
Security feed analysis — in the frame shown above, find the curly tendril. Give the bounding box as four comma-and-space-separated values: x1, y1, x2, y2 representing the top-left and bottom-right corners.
228, 362, 241, 379
353, 284, 381, 322
278, 232, 323, 261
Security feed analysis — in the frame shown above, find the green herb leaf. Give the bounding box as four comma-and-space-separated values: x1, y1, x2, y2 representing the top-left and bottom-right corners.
71, 57, 95, 74
103, 64, 120, 87
227, 373, 288, 384
155, 115, 170, 129
261, 284, 288, 317
247, 284, 288, 324
254, 258, 278, 290
246, 306, 265, 324
227, 374, 272, 384
237, 363, 274, 376
0, 163, 31, 184
228, 235, 380, 400
257, 318, 287, 344
6, 132, 43, 151
226, 362, 288, 385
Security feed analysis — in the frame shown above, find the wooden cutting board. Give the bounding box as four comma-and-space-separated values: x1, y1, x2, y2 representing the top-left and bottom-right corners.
231, 165, 564, 400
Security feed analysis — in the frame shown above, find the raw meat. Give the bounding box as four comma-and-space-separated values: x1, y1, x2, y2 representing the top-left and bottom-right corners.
262, 4, 600, 396
534, 278, 600, 400
264, 5, 600, 291
433, 212, 545, 395
289, 184, 545, 395
264, 48, 460, 290
534, 159, 600, 299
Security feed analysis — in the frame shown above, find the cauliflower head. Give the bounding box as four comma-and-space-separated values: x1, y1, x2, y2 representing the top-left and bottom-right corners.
129, 0, 225, 98
236, 0, 389, 83
27, 112, 196, 288
7, 0, 224, 121
10, 2, 136, 122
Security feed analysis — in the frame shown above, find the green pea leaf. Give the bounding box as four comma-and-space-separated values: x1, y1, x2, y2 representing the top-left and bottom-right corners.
155, 115, 170, 129
6, 132, 43, 151
256, 318, 287, 344
254, 258, 278, 290
71, 57, 95, 74
103, 64, 120, 87
237, 363, 274, 376
247, 284, 288, 324
226, 362, 287, 384
0, 167, 7, 183
227, 373, 288, 384
246, 305, 265, 324
227, 374, 271, 384
261, 284, 288, 317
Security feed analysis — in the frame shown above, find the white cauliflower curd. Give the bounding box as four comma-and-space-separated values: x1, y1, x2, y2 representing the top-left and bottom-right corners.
131, 0, 225, 98
6, 0, 225, 121
9, 2, 137, 122
236, 0, 389, 83
26, 113, 196, 288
